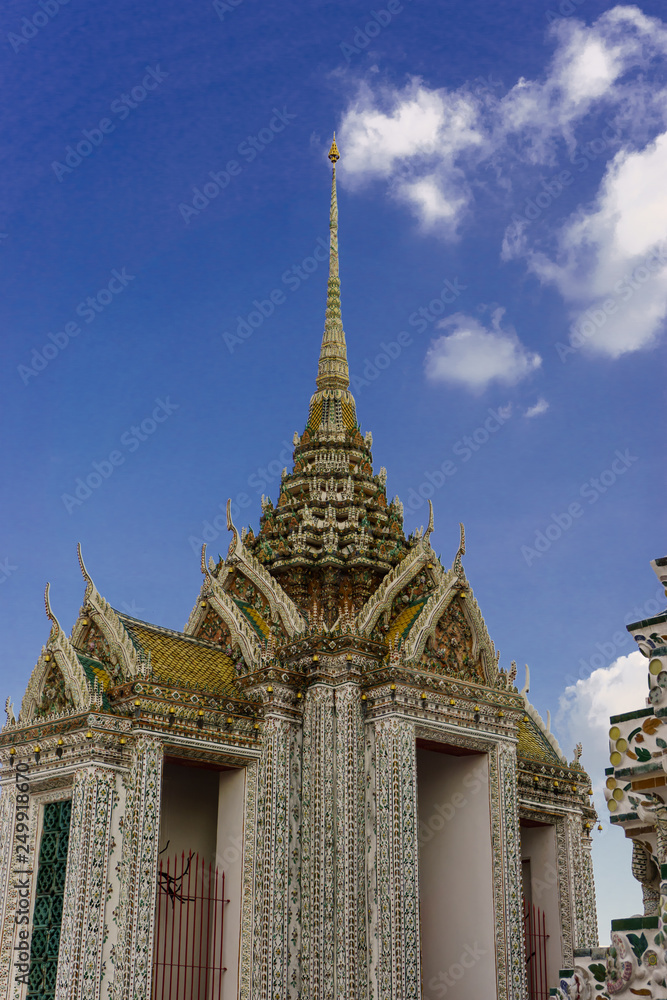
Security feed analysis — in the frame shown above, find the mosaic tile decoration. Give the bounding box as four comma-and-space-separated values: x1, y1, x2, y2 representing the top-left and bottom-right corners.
28, 799, 71, 1000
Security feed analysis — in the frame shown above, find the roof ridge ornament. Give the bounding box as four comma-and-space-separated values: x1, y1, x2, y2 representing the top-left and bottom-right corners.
328, 133, 340, 164
77, 541, 94, 600
453, 522, 466, 571
44, 581, 59, 628
424, 500, 434, 544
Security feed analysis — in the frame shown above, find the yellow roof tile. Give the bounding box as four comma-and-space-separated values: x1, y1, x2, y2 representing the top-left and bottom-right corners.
517, 719, 561, 764
121, 618, 236, 695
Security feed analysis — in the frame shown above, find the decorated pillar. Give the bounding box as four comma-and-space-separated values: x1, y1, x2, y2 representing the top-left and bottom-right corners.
563, 811, 599, 953
579, 825, 599, 948
111, 737, 163, 1000
0, 783, 17, 999
334, 684, 367, 1000
251, 712, 301, 1000
55, 767, 118, 1000
301, 685, 336, 998
300, 681, 367, 1000
367, 718, 420, 1000
496, 741, 528, 1000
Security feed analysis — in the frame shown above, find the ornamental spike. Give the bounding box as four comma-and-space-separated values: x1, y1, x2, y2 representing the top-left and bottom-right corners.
316, 136, 349, 392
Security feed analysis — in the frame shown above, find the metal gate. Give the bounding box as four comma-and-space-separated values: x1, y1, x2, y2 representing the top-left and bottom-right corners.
524, 899, 549, 1000
152, 851, 228, 1000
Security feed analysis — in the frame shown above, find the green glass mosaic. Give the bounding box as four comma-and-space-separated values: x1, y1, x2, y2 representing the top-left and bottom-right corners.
27, 799, 71, 1000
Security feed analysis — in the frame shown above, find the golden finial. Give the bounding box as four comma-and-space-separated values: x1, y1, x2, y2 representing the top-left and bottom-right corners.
328, 133, 340, 164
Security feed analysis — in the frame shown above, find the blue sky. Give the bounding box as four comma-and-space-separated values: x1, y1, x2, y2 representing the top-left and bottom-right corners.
1, 0, 665, 934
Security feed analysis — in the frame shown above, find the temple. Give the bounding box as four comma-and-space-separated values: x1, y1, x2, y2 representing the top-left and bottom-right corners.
0, 139, 603, 1000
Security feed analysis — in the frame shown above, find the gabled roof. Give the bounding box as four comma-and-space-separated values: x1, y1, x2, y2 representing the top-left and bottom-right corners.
117, 613, 236, 695
517, 716, 563, 765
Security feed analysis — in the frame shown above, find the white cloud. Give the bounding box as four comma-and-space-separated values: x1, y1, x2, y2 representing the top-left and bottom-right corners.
527, 132, 667, 356
337, 7, 667, 224
556, 651, 647, 778
336, 6, 667, 355
499, 7, 664, 159
424, 308, 541, 392
524, 398, 549, 418
337, 80, 484, 235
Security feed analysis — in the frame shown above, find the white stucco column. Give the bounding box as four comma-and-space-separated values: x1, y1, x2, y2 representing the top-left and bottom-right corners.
496, 741, 528, 1000
250, 714, 301, 1000
111, 737, 163, 1000
367, 718, 421, 1000
300, 685, 336, 998
334, 684, 367, 1000
55, 767, 118, 1000
0, 781, 17, 999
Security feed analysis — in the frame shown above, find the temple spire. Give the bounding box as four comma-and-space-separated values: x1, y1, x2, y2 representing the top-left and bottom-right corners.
315, 135, 350, 391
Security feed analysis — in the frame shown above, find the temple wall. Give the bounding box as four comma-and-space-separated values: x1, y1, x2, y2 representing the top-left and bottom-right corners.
520, 822, 563, 987
367, 718, 421, 1000
217, 767, 246, 1000
417, 747, 496, 1000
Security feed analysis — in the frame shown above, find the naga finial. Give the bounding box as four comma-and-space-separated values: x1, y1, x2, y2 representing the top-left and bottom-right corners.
76, 542, 94, 600
44, 582, 63, 638
453, 522, 466, 571
328, 132, 340, 164
44, 582, 57, 624
424, 500, 434, 544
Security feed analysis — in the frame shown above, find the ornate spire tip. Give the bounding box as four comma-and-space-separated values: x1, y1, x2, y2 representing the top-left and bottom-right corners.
328, 133, 340, 164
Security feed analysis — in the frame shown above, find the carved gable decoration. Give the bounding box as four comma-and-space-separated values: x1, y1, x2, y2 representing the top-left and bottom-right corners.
419, 597, 485, 683
78, 620, 111, 663
381, 567, 437, 646
226, 571, 274, 645
195, 607, 235, 650
227, 571, 271, 620
72, 619, 122, 686
36, 660, 76, 717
